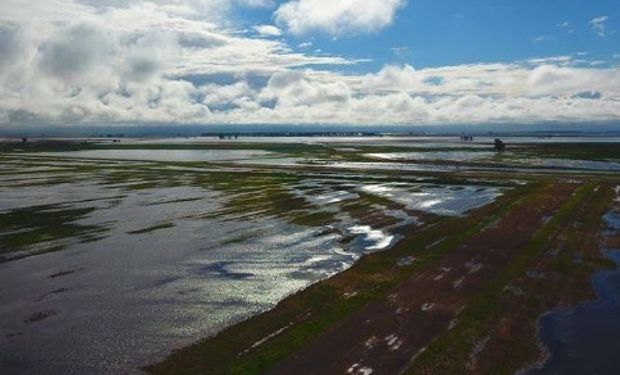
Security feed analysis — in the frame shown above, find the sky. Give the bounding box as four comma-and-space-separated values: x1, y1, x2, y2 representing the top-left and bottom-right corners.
0, 0, 619, 128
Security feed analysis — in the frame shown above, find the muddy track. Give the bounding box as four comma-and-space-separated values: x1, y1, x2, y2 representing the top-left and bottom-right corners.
266, 181, 579, 375
456, 183, 613, 375
407, 181, 617, 375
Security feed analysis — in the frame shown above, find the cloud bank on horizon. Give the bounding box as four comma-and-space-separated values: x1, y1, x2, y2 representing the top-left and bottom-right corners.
0, 0, 619, 127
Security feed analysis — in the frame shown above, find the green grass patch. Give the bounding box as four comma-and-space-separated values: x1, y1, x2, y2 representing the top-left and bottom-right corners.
127, 222, 175, 235
0, 204, 106, 261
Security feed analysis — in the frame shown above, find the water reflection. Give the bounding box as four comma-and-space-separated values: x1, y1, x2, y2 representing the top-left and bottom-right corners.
0, 154, 505, 374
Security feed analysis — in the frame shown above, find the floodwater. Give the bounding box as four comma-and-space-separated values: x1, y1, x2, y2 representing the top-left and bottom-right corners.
528, 188, 620, 375
0, 155, 505, 374
29, 149, 274, 162
359, 183, 502, 216
365, 151, 496, 162
315, 159, 620, 174
364, 152, 620, 172
119, 135, 620, 146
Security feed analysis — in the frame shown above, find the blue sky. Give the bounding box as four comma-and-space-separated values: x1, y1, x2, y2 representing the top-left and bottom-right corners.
397, 0, 617, 67
1, 0, 619, 126
266, 0, 620, 71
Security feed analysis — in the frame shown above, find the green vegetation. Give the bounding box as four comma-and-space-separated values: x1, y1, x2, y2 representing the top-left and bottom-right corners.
0, 204, 106, 262
127, 222, 176, 235
522, 143, 620, 161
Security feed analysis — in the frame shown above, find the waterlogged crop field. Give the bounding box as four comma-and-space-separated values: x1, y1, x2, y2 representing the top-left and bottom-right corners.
1, 137, 619, 375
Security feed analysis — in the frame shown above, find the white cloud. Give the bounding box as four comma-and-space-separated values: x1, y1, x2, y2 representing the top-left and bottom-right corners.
260, 70, 350, 108
590, 16, 609, 37
0, 0, 356, 125
275, 0, 406, 36
200, 81, 254, 109
527, 64, 620, 97
360, 65, 421, 93
253, 25, 282, 37
0, 0, 619, 127
204, 63, 620, 125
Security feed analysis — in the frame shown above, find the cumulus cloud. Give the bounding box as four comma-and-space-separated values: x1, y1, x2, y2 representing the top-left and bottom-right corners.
360, 65, 421, 92
200, 81, 255, 110
38, 24, 115, 82
201, 61, 620, 126
253, 25, 282, 37
0, 25, 24, 72
262, 70, 350, 108
0, 0, 619, 127
0, 0, 355, 125
275, 0, 406, 36
527, 64, 620, 97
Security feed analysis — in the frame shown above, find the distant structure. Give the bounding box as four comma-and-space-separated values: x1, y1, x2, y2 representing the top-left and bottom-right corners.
21, 137, 28, 143
460, 135, 474, 142
105, 133, 125, 139
494, 138, 506, 152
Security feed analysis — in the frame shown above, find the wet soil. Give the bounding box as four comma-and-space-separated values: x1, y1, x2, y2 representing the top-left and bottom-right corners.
266, 182, 578, 375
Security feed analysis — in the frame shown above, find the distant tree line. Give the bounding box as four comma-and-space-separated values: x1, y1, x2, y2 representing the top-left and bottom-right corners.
202, 132, 382, 138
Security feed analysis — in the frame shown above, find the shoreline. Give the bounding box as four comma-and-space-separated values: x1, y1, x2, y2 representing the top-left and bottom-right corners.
147, 179, 618, 375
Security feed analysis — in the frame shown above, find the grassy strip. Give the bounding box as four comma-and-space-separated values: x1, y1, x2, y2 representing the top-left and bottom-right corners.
522, 143, 620, 161
127, 222, 175, 235
0, 140, 325, 155
146, 181, 545, 375
0, 204, 104, 257
405, 181, 599, 375
486, 181, 617, 374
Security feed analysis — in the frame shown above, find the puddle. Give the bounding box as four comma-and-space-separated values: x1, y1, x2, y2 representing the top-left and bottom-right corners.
348, 225, 395, 251
359, 183, 503, 216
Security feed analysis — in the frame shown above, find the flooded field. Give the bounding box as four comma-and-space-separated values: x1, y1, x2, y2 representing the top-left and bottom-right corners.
364, 151, 620, 172
366, 151, 497, 162
1, 136, 619, 375
105, 135, 620, 146
0, 146, 506, 374
29, 149, 274, 162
